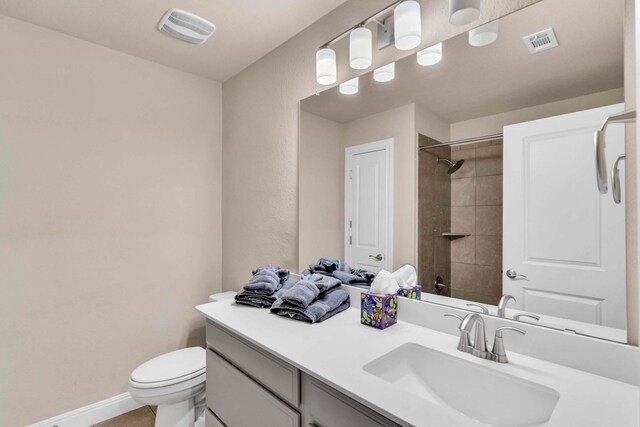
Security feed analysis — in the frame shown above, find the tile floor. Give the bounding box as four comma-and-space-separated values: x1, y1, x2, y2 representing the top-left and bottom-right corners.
94, 406, 156, 427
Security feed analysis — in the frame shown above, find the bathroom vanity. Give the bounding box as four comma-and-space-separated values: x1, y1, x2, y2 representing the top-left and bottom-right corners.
197, 295, 640, 427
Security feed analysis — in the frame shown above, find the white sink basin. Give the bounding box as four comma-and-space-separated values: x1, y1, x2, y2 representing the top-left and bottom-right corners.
363, 343, 560, 427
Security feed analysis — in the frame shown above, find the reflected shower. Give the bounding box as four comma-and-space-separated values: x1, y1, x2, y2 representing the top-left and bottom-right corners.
437, 158, 464, 174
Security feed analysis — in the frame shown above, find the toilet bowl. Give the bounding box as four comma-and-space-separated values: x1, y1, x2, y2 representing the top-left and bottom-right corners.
128, 292, 236, 427
129, 347, 206, 427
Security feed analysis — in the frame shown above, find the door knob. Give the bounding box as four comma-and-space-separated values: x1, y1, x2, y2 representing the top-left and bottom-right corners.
369, 254, 383, 261
506, 269, 527, 280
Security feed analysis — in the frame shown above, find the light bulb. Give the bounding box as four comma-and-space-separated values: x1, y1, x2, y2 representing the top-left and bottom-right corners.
394, 1, 422, 51
417, 43, 443, 66
316, 48, 337, 85
374, 62, 395, 82
350, 27, 373, 70
339, 77, 359, 95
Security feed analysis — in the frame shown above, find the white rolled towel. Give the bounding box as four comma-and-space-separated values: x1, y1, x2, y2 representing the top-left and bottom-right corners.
391, 264, 417, 288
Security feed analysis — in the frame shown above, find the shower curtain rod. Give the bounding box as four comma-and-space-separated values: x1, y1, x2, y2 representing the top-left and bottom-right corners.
418, 133, 503, 150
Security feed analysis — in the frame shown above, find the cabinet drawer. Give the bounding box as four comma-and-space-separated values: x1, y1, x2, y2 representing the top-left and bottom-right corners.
301, 374, 400, 427
205, 409, 226, 427
206, 320, 300, 407
207, 349, 300, 427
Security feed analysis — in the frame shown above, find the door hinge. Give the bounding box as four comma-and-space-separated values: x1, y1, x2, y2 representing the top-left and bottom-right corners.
349, 169, 353, 180
349, 220, 352, 228
349, 236, 352, 245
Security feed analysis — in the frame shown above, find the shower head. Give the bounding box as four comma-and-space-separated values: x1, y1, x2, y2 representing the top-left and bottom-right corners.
437, 158, 465, 174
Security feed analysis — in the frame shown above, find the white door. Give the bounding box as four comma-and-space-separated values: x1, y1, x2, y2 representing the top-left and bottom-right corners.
503, 104, 626, 330
345, 139, 393, 272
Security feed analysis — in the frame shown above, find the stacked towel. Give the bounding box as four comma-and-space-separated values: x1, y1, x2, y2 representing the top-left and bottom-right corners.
277, 274, 342, 308
303, 258, 376, 287
235, 266, 290, 308
271, 287, 350, 323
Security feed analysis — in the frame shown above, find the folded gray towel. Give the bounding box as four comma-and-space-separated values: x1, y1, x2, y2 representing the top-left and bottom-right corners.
280, 279, 319, 308
243, 270, 282, 295
253, 265, 290, 282
236, 277, 296, 308
271, 288, 350, 323
307, 274, 342, 293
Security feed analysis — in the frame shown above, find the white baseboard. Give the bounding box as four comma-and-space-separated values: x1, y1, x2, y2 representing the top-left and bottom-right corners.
27, 392, 143, 427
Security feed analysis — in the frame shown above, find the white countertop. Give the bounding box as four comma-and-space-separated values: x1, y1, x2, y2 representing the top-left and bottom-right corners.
197, 300, 640, 427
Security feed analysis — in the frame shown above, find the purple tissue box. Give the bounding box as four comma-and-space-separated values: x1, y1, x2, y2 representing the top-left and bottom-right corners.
360, 292, 397, 329
397, 285, 422, 300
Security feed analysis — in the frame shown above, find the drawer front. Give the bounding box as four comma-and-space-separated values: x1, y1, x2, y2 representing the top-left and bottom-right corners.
206, 320, 300, 407
301, 375, 400, 427
206, 409, 226, 427
207, 349, 300, 427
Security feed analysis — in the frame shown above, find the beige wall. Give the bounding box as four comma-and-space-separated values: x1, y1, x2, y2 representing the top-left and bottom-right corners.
450, 88, 625, 140
299, 111, 344, 270
343, 104, 417, 270
222, 0, 543, 291
0, 15, 222, 426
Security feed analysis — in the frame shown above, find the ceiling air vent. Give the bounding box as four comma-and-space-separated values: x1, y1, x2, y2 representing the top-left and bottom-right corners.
522, 28, 559, 54
158, 9, 216, 45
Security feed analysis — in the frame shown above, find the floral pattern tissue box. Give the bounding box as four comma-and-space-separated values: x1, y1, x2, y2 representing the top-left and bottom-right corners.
397, 286, 422, 300
360, 292, 397, 329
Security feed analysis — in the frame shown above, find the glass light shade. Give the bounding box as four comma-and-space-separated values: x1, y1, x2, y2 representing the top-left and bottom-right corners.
394, 1, 422, 51
417, 43, 443, 66
449, 0, 481, 26
339, 77, 359, 95
316, 48, 337, 85
349, 27, 373, 70
374, 62, 395, 82
468, 21, 499, 47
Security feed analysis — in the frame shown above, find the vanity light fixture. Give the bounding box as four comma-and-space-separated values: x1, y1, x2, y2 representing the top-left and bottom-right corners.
350, 27, 373, 70
449, 0, 481, 26
315, 1, 423, 85
417, 42, 442, 66
469, 21, 499, 47
394, 0, 422, 50
374, 62, 396, 82
339, 77, 359, 95
316, 47, 337, 85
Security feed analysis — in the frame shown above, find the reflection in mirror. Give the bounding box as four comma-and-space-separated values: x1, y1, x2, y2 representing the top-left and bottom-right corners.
299, 0, 630, 342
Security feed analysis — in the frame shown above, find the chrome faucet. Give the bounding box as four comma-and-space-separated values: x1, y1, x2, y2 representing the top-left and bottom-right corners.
445, 312, 526, 363
497, 294, 516, 317
498, 294, 540, 322
460, 313, 491, 359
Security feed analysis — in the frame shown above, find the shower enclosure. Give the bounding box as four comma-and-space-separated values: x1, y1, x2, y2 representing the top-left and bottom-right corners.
418, 133, 504, 305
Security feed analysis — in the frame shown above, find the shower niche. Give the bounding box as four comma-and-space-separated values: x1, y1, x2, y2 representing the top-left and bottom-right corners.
418, 133, 504, 305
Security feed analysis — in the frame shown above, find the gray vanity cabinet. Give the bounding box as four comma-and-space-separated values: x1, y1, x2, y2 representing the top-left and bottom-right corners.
205, 320, 401, 427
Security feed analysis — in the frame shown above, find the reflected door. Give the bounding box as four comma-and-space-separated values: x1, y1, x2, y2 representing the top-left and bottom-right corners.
503, 104, 626, 330
345, 139, 393, 272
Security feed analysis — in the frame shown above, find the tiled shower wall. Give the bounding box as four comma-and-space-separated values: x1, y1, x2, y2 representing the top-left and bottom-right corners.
449, 139, 503, 305
418, 135, 452, 297
418, 137, 503, 304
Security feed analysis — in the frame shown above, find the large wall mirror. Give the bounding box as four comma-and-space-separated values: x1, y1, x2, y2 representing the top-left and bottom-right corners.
299, 0, 631, 342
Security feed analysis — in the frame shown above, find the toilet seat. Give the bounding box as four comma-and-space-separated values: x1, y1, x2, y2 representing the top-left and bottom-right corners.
129, 347, 206, 389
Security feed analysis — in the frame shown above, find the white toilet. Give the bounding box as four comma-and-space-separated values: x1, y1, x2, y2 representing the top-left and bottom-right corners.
129, 347, 206, 427
129, 292, 236, 427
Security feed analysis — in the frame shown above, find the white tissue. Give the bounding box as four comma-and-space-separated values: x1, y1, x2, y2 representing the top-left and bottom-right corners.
370, 269, 400, 294
392, 264, 417, 288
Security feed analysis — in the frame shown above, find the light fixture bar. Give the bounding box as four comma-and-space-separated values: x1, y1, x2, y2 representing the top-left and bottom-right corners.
319, 0, 404, 49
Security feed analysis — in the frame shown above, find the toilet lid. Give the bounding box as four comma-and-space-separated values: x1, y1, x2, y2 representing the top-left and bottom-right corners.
131, 347, 206, 387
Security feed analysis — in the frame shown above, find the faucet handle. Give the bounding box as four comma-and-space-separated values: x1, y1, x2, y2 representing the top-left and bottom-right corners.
513, 312, 541, 322
444, 313, 471, 352
492, 326, 526, 363
466, 303, 489, 314
443, 313, 464, 322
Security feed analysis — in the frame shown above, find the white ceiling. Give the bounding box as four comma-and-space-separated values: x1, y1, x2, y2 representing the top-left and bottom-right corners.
301, 0, 624, 124
0, 0, 349, 82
